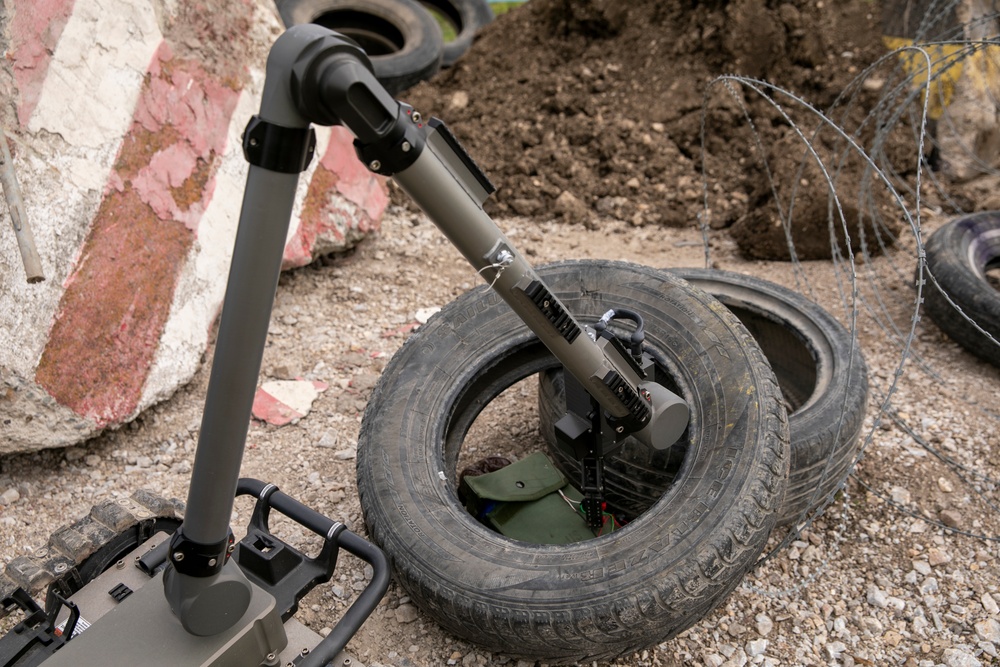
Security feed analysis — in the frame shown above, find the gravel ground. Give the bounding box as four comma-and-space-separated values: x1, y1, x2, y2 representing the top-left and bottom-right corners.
2, 205, 999, 667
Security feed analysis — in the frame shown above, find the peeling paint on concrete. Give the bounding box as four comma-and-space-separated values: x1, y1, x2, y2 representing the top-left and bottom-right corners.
282, 127, 387, 269
27, 0, 162, 148
1, 0, 387, 452
139, 81, 261, 409
35, 47, 240, 426
9, 0, 76, 127
323, 126, 389, 222
127, 44, 240, 229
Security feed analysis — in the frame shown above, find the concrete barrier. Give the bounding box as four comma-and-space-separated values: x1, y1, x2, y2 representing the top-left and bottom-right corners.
0, 0, 387, 454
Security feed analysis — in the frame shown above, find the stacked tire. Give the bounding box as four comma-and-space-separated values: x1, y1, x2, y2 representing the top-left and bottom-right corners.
355, 262, 869, 661
273, 0, 494, 95
538, 269, 869, 526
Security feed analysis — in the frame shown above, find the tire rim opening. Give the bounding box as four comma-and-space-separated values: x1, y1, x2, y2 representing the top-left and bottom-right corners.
310, 10, 405, 55
418, 1, 460, 41
985, 259, 1000, 290
445, 336, 691, 544
726, 305, 817, 412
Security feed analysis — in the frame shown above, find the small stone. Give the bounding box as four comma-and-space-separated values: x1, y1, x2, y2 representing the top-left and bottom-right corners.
0, 488, 20, 505
315, 431, 338, 449
65, 447, 86, 462
976, 618, 1000, 643
415, 307, 440, 324
746, 639, 767, 657
883, 630, 903, 646
862, 77, 885, 92
84, 454, 101, 466
920, 577, 939, 594
449, 91, 470, 110
938, 477, 955, 493
942, 647, 982, 667
861, 616, 884, 634
755, 613, 774, 636
939, 509, 962, 528
890, 486, 911, 504
913, 560, 932, 575
825, 641, 847, 660
867, 584, 889, 608
704, 654, 725, 667
983, 592, 1000, 615
651, 122, 665, 133
395, 603, 419, 624
554, 191, 589, 223
928, 548, 952, 567
334, 447, 357, 460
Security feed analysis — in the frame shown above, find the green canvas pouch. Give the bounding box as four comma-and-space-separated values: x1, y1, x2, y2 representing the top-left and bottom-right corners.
463, 452, 594, 544
463, 451, 566, 502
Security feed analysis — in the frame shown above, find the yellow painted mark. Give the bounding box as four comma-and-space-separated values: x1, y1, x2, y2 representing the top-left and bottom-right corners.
884, 36, 1000, 120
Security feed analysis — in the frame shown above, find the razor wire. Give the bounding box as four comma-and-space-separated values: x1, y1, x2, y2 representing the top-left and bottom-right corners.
693, 9, 1000, 597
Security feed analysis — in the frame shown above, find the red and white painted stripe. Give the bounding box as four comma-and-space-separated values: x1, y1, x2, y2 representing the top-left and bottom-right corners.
0, 0, 388, 453
252, 380, 330, 426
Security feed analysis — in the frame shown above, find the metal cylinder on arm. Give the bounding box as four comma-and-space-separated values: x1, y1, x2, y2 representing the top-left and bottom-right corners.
286, 25, 688, 451
162, 26, 321, 635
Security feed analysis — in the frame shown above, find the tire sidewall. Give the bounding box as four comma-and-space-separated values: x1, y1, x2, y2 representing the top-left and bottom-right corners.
420, 0, 494, 66
923, 212, 1000, 365
670, 269, 869, 524
276, 0, 444, 95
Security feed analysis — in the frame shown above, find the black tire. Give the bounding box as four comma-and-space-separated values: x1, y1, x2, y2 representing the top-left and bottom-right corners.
417, 0, 493, 66
540, 269, 869, 525
357, 260, 789, 662
922, 211, 1000, 367
275, 0, 444, 95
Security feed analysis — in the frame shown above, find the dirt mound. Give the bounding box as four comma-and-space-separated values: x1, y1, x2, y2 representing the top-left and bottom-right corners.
403, 0, 892, 255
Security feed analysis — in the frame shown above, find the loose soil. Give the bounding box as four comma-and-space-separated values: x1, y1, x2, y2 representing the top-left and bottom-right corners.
404, 0, 907, 259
